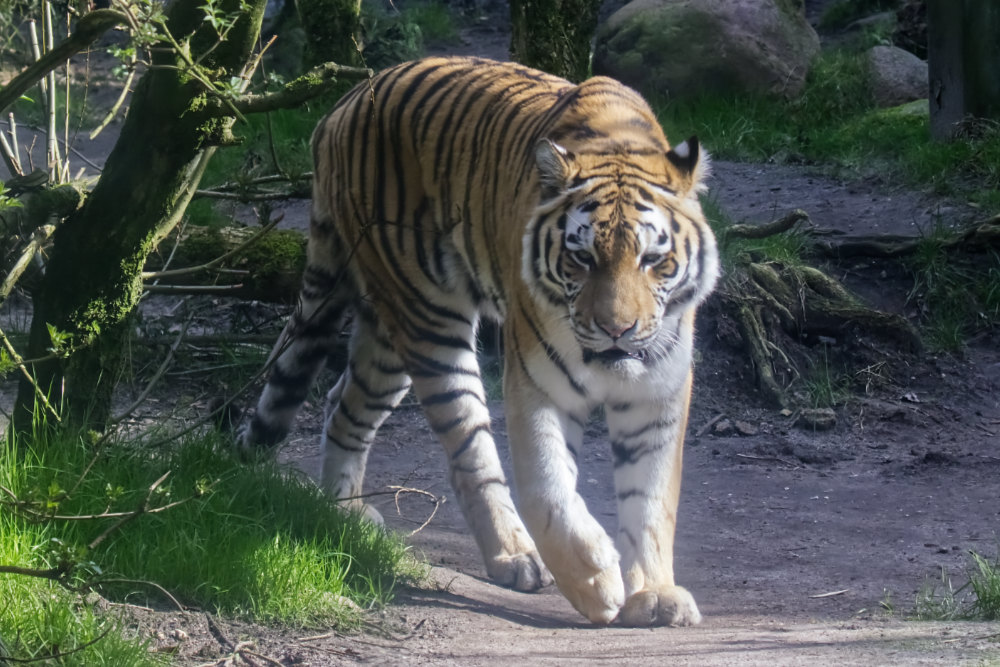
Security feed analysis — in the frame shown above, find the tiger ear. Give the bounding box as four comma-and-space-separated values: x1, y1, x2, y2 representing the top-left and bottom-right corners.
535, 139, 577, 199
666, 136, 710, 195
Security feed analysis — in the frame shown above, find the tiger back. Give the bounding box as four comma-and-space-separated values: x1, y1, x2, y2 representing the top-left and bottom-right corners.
242, 56, 719, 626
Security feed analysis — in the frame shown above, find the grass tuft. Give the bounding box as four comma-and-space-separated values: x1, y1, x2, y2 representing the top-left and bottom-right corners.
0, 427, 420, 662
914, 550, 1000, 621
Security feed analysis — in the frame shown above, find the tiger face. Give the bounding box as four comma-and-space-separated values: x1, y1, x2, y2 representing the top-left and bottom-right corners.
526, 137, 718, 369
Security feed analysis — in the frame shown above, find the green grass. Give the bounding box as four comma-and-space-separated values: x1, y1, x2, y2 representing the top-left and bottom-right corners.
914, 550, 1000, 621
656, 49, 1000, 211
905, 226, 1000, 350
0, 428, 420, 662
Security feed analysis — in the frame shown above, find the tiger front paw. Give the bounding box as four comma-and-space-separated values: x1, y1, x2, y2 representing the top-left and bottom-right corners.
541, 515, 625, 624
486, 550, 553, 592
618, 585, 701, 627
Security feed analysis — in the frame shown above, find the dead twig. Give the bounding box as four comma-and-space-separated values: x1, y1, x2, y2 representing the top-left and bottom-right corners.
109, 316, 192, 424
735, 452, 813, 471
809, 589, 850, 598
695, 413, 725, 437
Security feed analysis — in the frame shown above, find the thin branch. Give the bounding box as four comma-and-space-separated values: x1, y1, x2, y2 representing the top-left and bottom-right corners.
109, 316, 192, 424
89, 66, 136, 140
0, 224, 55, 302
142, 283, 244, 295
94, 577, 186, 611
208, 172, 312, 191
0, 10, 128, 114
193, 188, 306, 201
201, 61, 372, 117
141, 215, 281, 280
0, 323, 62, 422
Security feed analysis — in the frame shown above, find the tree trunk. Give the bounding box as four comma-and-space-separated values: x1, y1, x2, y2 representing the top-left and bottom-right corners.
296, 0, 361, 68
928, 0, 1000, 140
12, 0, 267, 434
509, 0, 602, 82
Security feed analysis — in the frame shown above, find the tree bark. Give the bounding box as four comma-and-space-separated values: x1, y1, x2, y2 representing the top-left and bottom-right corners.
296, 0, 361, 68
509, 0, 602, 82
13, 0, 268, 434
928, 0, 1000, 140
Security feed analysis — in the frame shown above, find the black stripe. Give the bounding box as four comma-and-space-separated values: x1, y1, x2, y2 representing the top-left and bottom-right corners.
450, 423, 491, 460
422, 388, 485, 407
405, 347, 480, 377
518, 303, 587, 397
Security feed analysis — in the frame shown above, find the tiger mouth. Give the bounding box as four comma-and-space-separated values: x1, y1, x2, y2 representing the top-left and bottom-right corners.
583, 347, 649, 364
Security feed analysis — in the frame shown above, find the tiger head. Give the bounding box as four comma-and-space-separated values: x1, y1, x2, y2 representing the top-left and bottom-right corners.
523, 137, 719, 367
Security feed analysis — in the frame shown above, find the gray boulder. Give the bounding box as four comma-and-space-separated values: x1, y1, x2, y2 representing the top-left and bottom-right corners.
866, 45, 927, 108
593, 0, 820, 101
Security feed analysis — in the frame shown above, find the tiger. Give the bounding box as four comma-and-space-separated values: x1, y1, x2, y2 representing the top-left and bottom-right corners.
240, 56, 719, 627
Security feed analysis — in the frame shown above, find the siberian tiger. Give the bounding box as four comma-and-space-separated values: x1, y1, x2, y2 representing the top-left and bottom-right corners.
241, 56, 719, 626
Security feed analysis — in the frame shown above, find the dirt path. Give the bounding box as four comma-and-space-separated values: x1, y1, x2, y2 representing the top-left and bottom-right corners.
246, 158, 999, 664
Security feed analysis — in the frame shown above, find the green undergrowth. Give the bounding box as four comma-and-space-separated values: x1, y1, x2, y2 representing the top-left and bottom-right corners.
657, 49, 1000, 212
905, 227, 1000, 351
914, 550, 1000, 621
700, 196, 809, 272
0, 428, 419, 663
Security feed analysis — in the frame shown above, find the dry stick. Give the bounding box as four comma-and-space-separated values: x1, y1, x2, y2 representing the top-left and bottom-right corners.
0, 224, 55, 301
26, 20, 46, 104
0, 323, 61, 422
9, 112, 22, 171
193, 188, 306, 201
90, 60, 135, 140
140, 216, 282, 280
109, 316, 192, 424
94, 577, 186, 611
695, 413, 725, 437
0, 122, 21, 176
43, 0, 61, 183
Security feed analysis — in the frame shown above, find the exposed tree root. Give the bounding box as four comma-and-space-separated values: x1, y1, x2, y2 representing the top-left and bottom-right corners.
717, 210, 925, 408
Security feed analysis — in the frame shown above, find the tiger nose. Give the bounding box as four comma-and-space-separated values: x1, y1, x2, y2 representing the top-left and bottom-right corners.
597, 319, 637, 341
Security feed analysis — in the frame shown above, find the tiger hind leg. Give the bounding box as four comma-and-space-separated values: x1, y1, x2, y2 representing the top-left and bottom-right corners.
319, 308, 412, 522
240, 267, 351, 451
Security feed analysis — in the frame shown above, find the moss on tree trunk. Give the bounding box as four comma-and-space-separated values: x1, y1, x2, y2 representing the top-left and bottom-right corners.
13, 0, 266, 433
509, 0, 602, 82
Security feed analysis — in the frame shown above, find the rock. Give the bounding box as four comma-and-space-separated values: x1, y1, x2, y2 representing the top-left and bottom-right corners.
594, 0, 820, 102
867, 45, 927, 108
713, 418, 734, 436
795, 407, 836, 431
734, 420, 759, 436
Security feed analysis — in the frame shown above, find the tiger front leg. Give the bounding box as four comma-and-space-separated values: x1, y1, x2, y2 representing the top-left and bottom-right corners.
607, 372, 701, 627
504, 381, 625, 624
